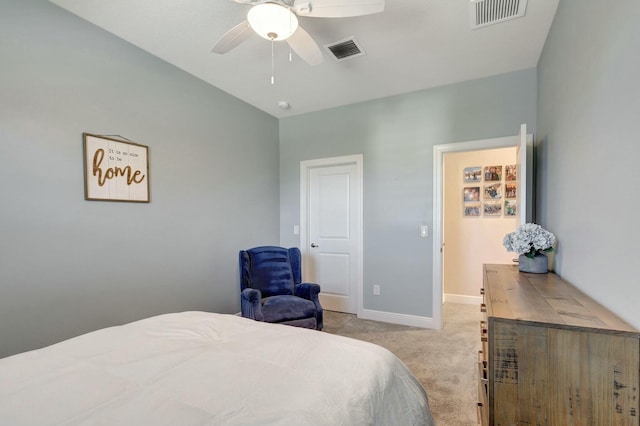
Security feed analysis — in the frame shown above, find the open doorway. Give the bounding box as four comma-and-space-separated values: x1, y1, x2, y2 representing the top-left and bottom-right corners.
442, 147, 517, 304
432, 124, 532, 328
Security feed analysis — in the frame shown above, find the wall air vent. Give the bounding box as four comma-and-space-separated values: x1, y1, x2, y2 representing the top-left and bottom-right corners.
470, 0, 528, 29
324, 37, 365, 62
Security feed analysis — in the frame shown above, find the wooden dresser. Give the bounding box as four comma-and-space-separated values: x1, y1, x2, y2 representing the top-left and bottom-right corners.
478, 264, 639, 426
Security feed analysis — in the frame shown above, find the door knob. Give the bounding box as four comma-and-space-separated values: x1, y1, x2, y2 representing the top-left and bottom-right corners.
311, 243, 319, 248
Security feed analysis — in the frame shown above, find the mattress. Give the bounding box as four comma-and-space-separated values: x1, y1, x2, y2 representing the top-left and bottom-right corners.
0, 311, 434, 425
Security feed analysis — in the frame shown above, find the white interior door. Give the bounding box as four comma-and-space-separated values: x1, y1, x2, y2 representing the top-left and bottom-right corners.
301, 156, 362, 314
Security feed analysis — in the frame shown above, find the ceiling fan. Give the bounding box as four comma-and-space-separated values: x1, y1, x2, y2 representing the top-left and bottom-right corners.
212, 0, 385, 66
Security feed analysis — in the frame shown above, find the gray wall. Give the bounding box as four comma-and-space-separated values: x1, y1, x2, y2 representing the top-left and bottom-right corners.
0, 0, 280, 357
537, 1, 640, 328
11, 0, 637, 358
279, 69, 537, 317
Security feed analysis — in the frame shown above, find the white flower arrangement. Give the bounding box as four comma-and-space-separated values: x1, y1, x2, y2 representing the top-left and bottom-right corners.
503, 223, 556, 259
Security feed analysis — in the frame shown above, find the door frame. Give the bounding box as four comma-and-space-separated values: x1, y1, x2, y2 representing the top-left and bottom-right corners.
300, 154, 364, 316
433, 129, 529, 328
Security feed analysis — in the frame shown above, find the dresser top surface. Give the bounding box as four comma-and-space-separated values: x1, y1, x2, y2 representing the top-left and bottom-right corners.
483, 264, 638, 334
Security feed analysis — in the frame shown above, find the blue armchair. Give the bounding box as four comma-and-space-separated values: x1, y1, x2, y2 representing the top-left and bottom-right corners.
239, 246, 323, 330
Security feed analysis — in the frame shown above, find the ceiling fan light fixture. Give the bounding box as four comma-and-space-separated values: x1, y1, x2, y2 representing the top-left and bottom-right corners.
247, 3, 299, 41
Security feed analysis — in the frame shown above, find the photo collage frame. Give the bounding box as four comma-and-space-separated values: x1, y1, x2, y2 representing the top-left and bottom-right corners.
463, 164, 517, 217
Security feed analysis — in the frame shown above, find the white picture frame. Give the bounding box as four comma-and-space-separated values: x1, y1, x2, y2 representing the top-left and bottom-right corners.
83, 133, 150, 202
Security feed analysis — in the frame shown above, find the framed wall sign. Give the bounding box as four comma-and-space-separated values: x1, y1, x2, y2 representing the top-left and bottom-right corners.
83, 133, 150, 202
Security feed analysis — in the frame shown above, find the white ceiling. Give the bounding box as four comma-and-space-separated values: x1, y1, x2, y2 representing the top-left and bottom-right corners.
48, 0, 559, 118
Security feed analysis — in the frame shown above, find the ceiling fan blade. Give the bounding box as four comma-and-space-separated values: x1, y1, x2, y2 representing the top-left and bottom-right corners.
286, 26, 324, 66
211, 20, 253, 54
293, 0, 385, 18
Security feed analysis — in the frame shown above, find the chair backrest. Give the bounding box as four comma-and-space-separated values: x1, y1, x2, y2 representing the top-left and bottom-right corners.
239, 246, 302, 298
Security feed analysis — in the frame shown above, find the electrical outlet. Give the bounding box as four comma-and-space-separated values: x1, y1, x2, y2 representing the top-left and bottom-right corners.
373, 285, 380, 296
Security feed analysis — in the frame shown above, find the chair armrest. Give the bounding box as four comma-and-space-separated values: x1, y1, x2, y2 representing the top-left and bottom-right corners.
295, 283, 320, 300
295, 283, 323, 330
241, 288, 264, 321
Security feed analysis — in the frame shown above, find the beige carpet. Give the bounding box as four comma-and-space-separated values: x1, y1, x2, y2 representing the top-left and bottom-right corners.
323, 303, 481, 426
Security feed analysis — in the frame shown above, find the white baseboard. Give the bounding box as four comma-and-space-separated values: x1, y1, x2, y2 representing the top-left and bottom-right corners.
444, 294, 482, 305
357, 308, 438, 329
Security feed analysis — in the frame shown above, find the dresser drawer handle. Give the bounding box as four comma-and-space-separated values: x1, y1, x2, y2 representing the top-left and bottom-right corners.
480, 322, 488, 338
478, 350, 487, 365
480, 303, 486, 313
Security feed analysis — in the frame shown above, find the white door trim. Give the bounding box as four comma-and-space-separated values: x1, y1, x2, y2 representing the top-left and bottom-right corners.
300, 154, 364, 317
433, 133, 523, 329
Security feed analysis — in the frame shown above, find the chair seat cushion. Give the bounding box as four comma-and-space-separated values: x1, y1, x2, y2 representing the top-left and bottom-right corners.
262, 295, 317, 323
282, 317, 317, 329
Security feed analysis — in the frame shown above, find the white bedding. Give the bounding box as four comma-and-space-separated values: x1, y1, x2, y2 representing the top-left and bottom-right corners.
0, 312, 433, 425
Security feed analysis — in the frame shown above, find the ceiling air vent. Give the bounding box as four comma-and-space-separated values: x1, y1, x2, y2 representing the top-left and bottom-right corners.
324, 37, 365, 62
470, 0, 528, 29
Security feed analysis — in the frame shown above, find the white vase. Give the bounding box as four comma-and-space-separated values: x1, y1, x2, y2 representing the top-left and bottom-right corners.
518, 254, 548, 273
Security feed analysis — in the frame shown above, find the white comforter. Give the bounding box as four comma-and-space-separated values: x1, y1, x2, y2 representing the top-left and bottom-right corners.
0, 312, 433, 425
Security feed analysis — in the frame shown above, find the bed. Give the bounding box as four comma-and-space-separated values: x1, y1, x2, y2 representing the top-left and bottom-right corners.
0, 311, 434, 425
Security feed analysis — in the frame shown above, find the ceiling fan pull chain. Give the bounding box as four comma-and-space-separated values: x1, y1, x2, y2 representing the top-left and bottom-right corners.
289, 6, 293, 62
271, 37, 275, 85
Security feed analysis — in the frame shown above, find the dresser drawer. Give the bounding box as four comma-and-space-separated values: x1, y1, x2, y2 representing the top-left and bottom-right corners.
477, 351, 488, 425
476, 402, 487, 426
479, 320, 488, 342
